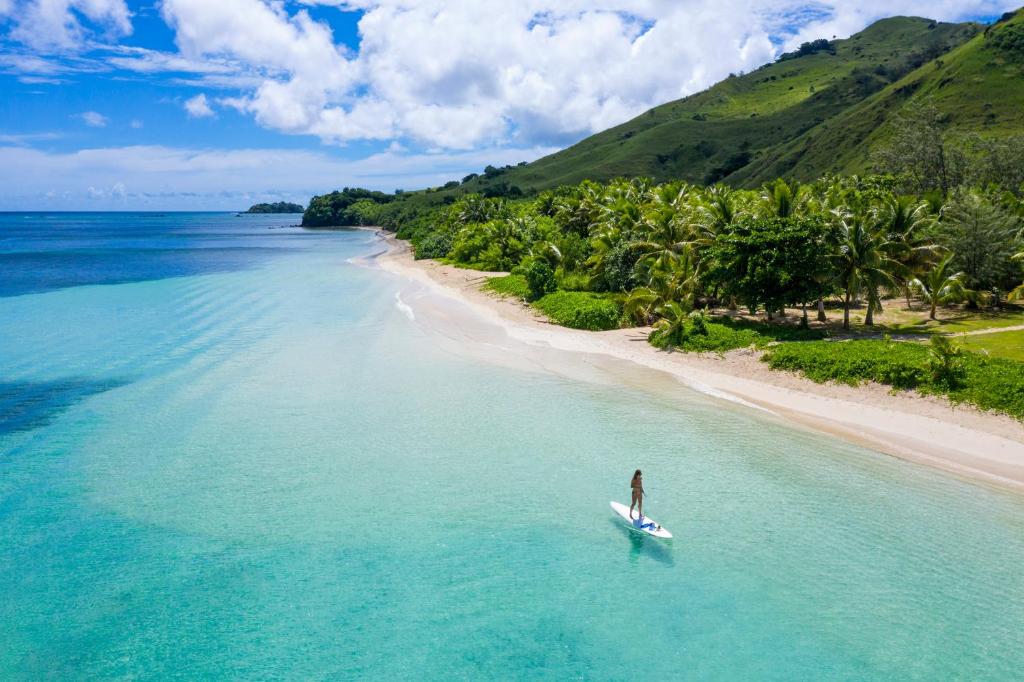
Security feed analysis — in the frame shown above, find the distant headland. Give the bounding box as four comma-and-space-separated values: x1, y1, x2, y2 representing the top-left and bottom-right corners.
243, 201, 304, 214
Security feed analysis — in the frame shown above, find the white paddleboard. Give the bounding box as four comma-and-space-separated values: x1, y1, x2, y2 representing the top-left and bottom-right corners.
610, 501, 673, 539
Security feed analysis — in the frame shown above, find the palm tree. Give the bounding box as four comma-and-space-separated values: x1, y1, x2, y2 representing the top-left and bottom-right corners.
1008, 250, 1023, 301
458, 195, 503, 224
910, 253, 969, 320
624, 251, 699, 325
552, 182, 602, 237
875, 194, 939, 308
530, 240, 562, 268
759, 178, 806, 218
585, 223, 624, 283
634, 206, 687, 274
648, 302, 690, 348
831, 215, 903, 328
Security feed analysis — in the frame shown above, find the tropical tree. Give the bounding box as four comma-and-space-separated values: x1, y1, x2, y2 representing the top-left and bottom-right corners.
457, 194, 505, 224
831, 216, 904, 328
633, 206, 688, 274
874, 194, 939, 308
910, 253, 969, 320
707, 216, 831, 321
648, 302, 691, 348
758, 178, 807, 218
871, 99, 968, 194
625, 250, 699, 324
941, 190, 1023, 294
1009, 250, 1024, 301
551, 181, 603, 236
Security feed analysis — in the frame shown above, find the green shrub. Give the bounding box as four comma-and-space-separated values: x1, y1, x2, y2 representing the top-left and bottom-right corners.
414, 230, 454, 259
688, 310, 710, 336
762, 339, 1024, 419
926, 335, 967, 388
650, 315, 827, 353
555, 269, 592, 292
671, 321, 766, 353
534, 291, 621, 330
483, 274, 530, 300
763, 340, 927, 388
523, 260, 557, 301
599, 242, 644, 292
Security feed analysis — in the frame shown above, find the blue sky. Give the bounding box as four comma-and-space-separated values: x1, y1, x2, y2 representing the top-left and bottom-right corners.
0, 0, 1015, 210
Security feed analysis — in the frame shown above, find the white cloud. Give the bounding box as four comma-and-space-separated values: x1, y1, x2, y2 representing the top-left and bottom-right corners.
0, 143, 558, 209
184, 93, 215, 118
105, 45, 237, 75
783, 2, 1018, 48
2, 0, 1019, 154
4, 0, 131, 50
151, 0, 1019, 151
130, 119, 143, 129
80, 111, 108, 127
0, 131, 61, 144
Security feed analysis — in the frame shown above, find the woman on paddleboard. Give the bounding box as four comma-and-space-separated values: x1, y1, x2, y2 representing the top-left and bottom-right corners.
630, 469, 645, 519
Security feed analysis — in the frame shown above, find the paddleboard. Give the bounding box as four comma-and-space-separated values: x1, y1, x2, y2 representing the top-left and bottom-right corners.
610, 501, 673, 539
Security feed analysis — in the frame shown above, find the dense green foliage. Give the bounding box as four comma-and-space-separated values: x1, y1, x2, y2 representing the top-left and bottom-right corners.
987, 12, 1024, 59
650, 316, 827, 352
651, 317, 767, 352
245, 201, 303, 213
533, 291, 621, 331
311, 169, 1022, 337
523, 260, 557, 301
763, 338, 1024, 419
302, 188, 394, 227
707, 213, 831, 316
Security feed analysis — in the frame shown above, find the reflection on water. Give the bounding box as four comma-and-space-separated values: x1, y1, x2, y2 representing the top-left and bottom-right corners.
611, 519, 675, 567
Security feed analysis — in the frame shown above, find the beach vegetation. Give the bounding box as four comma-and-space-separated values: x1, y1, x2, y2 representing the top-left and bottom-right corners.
523, 259, 557, 301
763, 339, 1024, 419
910, 254, 969, 319
533, 291, 622, 331
483, 274, 530, 300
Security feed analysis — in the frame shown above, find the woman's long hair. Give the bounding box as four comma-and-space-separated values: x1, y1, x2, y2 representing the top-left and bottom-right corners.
632, 469, 642, 482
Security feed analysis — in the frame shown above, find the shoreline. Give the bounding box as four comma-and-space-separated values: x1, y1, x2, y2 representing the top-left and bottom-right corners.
373, 232, 1024, 492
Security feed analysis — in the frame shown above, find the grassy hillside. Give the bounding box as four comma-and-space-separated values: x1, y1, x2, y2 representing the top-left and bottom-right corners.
461, 15, 991, 193
733, 10, 1024, 182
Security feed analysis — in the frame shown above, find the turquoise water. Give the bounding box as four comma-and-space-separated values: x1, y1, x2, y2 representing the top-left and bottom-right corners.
2, 213, 1023, 679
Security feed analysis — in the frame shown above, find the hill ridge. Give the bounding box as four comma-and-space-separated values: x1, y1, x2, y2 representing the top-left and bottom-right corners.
450, 12, 1021, 194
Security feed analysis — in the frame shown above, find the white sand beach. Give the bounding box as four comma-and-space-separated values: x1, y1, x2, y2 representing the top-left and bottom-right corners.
375, 233, 1024, 491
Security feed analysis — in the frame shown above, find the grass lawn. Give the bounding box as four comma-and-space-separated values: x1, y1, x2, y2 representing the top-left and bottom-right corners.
483, 274, 529, 299
707, 300, 1024, 337
884, 309, 1024, 334
956, 330, 1024, 362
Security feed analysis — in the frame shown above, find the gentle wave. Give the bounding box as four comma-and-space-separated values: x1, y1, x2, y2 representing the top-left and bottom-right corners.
394, 291, 415, 320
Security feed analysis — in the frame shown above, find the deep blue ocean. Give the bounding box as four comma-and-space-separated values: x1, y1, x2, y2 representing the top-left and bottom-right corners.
1, 212, 1023, 679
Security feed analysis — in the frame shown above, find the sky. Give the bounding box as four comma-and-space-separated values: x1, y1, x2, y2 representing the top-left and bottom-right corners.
0, 0, 1017, 210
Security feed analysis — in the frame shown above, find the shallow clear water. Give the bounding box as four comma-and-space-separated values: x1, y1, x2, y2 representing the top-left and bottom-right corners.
2, 213, 1023, 679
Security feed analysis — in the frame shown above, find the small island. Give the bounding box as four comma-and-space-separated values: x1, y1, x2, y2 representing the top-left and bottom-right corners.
243, 201, 304, 214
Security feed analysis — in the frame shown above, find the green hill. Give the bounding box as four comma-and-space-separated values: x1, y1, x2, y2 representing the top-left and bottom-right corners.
459, 13, 1023, 192
731, 10, 1024, 183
